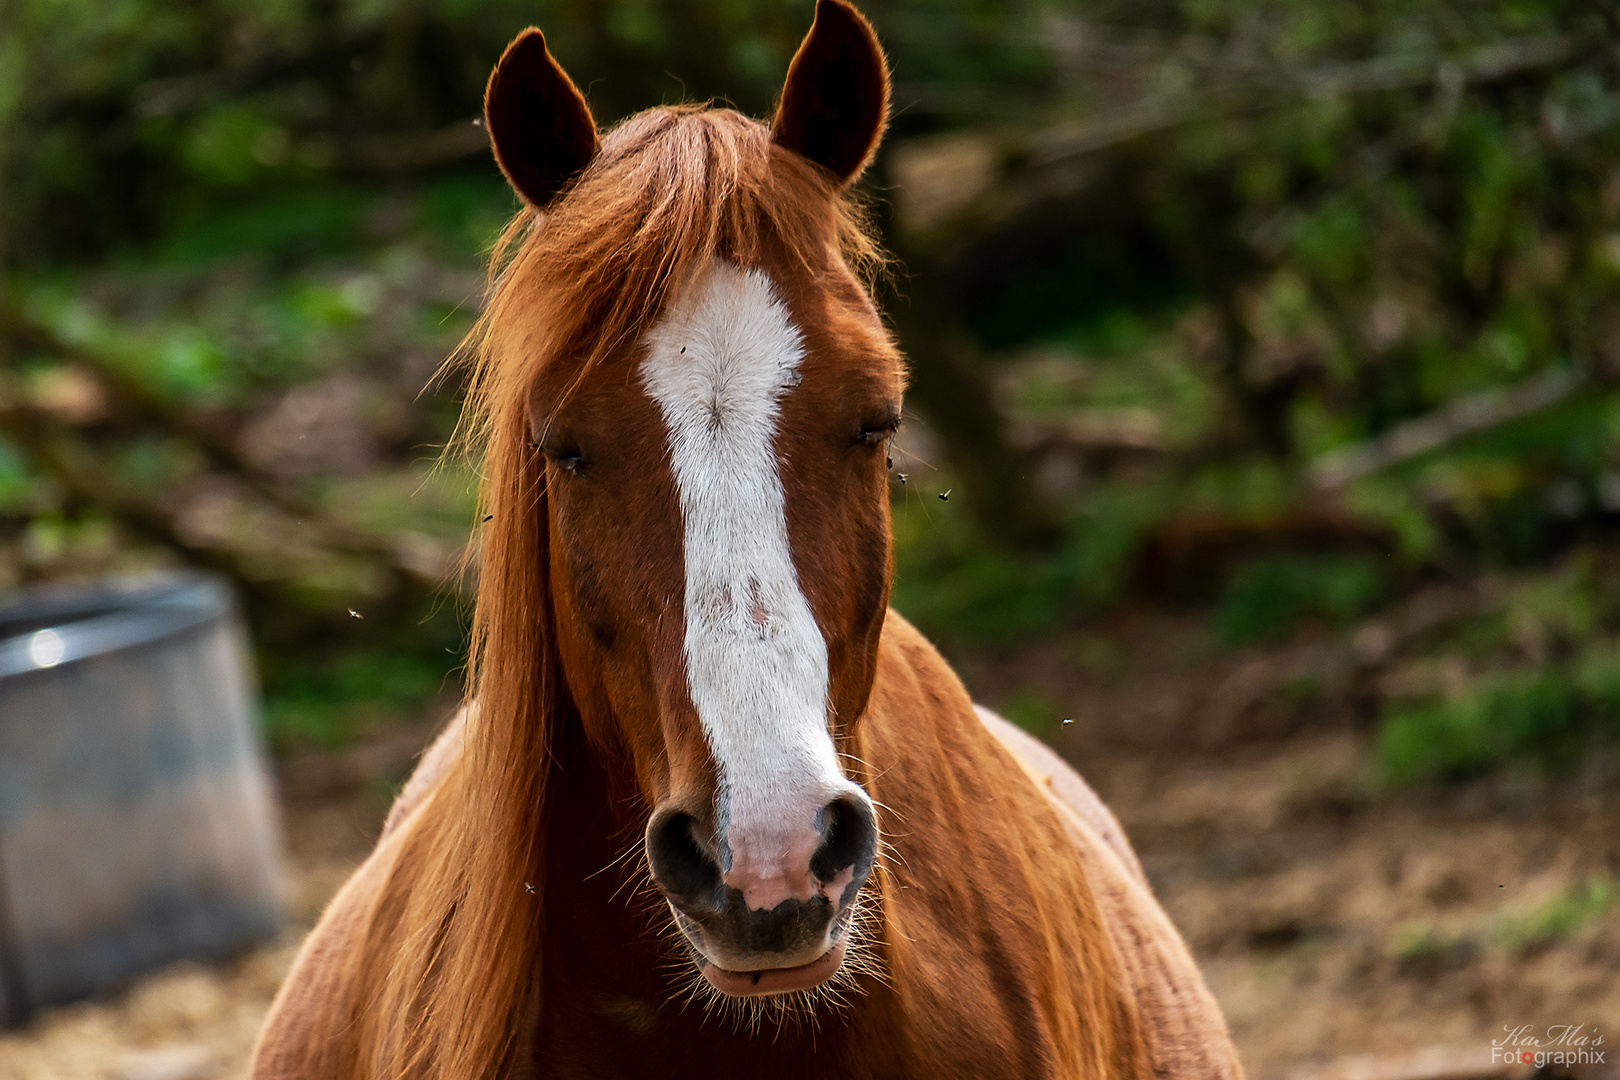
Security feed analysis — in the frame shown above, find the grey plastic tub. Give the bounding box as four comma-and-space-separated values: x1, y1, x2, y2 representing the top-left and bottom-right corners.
0, 573, 285, 1024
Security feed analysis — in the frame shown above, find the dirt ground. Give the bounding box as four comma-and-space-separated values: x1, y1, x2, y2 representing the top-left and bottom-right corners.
958, 609, 1620, 1075
3, 611, 1617, 1079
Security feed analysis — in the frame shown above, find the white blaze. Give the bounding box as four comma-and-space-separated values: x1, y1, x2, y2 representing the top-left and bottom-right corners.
640, 261, 852, 877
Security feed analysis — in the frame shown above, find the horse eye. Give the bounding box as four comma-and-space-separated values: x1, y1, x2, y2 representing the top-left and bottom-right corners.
856, 417, 901, 446
543, 444, 585, 474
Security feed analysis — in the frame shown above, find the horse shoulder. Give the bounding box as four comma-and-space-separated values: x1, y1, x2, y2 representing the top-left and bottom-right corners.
868, 610, 1245, 1079
250, 836, 396, 1078
251, 712, 467, 1078
382, 706, 469, 839
977, 702, 1245, 1077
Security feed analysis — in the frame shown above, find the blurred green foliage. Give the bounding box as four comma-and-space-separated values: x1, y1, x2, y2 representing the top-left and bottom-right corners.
264, 642, 459, 749
996, 687, 1062, 735
1392, 875, 1617, 965
1376, 557, 1620, 783
1377, 636, 1620, 783
5, 0, 1620, 775
1492, 877, 1618, 951
1379, 670, 1581, 783
1216, 554, 1386, 644
889, 480, 1163, 639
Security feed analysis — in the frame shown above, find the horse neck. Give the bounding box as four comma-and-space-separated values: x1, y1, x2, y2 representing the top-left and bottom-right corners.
537, 678, 667, 953
542, 688, 646, 901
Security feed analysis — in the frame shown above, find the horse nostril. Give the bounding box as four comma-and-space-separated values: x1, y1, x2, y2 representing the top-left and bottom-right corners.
646, 809, 724, 914
809, 796, 877, 896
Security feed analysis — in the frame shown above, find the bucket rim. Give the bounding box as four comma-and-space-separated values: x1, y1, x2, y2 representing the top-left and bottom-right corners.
0, 573, 232, 679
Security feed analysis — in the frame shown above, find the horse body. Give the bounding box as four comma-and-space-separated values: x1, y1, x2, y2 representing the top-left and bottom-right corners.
251, 3, 1243, 1074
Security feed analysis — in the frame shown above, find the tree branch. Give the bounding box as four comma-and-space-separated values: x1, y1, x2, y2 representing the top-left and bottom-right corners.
1309, 368, 1584, 491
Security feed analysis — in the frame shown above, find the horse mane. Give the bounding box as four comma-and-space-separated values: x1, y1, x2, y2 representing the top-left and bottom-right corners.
342, 106, 887, 1079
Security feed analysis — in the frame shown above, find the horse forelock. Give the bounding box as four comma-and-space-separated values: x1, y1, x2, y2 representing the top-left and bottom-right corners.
457, 105, 883, 441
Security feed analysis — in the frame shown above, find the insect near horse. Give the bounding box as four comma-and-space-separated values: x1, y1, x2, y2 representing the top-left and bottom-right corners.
251, 2, 1244, 1076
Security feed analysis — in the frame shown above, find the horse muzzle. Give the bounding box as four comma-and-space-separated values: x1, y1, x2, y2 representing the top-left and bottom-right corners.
645, 790, 877, 996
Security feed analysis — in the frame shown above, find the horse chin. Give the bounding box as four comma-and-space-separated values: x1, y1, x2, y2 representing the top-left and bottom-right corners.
698, 938, 847, 997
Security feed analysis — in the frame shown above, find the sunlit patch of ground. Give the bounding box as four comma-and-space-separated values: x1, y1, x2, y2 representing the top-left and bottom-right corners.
0, 950, 296, 1080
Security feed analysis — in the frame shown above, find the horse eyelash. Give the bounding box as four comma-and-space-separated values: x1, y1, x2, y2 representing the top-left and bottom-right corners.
857, 418, 902, 445
535, 440, 586, 474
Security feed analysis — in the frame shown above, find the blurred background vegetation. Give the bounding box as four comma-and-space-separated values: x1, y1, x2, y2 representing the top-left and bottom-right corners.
4, 0, 1620, 785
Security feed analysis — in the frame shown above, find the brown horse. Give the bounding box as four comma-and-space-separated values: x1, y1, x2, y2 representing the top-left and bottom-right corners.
250, 3, 1244, 1076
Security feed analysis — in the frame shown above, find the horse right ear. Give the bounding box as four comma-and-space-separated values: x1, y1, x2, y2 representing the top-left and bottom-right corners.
772, 0, 889, 186
484, 29, 599, 208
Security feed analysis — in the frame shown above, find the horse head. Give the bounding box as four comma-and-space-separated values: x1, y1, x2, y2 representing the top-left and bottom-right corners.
479, 0, 902, 1000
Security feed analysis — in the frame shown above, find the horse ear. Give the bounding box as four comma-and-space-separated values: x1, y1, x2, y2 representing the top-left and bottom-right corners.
484, 29, 599, 208
771, 0, 889, 186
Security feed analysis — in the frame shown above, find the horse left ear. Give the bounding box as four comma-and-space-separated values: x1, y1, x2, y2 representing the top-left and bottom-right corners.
484, 28, 599, 208
771, 0, 890, 186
